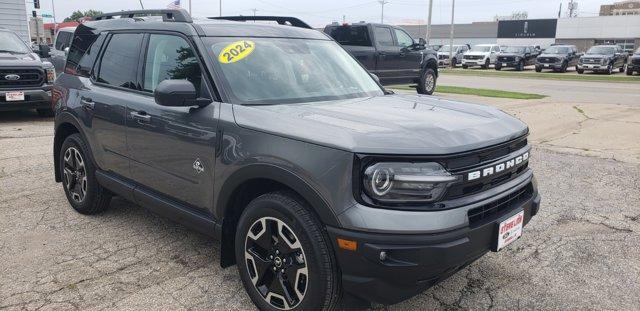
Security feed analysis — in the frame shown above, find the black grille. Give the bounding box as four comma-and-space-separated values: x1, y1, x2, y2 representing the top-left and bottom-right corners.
0, 68, 44, 88
632, 58, 640, 65
538, 57, 558, 63
581, 58, 601, 64
464, 55, 483, 60
468, 183, 533, 226
438, 54, 449, 60
498, 56, 515, 62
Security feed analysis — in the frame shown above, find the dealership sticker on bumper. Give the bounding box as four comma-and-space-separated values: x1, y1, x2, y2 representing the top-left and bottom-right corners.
496, 210, 524, 251
5, 91, 24, 101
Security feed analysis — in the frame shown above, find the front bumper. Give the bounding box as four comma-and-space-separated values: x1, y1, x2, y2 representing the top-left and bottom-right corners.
0, 86, 52, 112
628, 64, 640, 71
577, 63, 607, 71
536, 62, 563, 69
462, 58, 487, 66
496, 60, 519, 67
329, 175, 540, 304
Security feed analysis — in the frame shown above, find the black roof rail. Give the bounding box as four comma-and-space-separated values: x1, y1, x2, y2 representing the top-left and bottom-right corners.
94, 9, 192, 23
208, 16, 312, 29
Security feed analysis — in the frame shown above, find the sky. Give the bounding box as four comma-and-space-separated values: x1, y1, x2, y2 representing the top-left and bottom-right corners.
35, 0, 610, 27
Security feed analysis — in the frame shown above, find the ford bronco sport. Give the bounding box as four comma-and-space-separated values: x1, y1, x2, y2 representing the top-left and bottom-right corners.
53, 10, 540, 310
0, 28, 56, 116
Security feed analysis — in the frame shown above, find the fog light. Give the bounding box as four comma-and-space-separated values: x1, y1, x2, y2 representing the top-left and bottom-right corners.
379, 251, 387, 261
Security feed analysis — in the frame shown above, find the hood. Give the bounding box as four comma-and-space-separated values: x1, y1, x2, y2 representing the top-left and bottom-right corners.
232, 95, 528, 155
0, 52, 44, 67
464, 51, 490, 56
498, 53, 522, 58
538, 53, 566, 58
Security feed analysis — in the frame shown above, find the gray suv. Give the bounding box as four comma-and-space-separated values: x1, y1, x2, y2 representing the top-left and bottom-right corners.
53, 10, 540, 310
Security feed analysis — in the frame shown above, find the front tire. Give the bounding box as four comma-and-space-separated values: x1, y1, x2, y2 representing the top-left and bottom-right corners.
606, 65, 613, 75
451, 58, 457, 68
60, 134, 111, 215
495, 64, 502, 71
417, 68, 437, 95
560, 61, 568, 73
535, 66, 542, 72
517, 60, 525, 71
482, 58, 490, 69
619, 64, 626, 73
627, 67, 634, 75
235, 192, 340, 311
576, 66, 584, 74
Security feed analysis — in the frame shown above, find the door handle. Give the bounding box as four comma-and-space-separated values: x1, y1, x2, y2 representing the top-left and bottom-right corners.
378, 51, 387, 57
130, 111, 151, 124
81, 97, 94, 110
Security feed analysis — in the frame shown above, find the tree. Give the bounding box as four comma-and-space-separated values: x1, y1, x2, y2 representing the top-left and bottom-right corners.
63, 10, 103, 22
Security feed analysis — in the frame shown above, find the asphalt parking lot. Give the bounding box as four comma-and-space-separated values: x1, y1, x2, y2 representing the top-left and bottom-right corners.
1, 76, 639, 310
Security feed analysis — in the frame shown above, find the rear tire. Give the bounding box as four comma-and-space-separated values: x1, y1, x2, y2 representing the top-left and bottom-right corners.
36, 108, 54, 117
235, 192, 340, 311
59, 134, 111, 215
451, 58, 457, 68
417, 68, 437, 95
619, 64, 625, 73
517, 60, 525, 71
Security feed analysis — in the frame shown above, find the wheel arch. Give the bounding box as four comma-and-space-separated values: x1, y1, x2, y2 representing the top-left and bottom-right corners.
422, 56, 439, 77
53, 113, 96, 183
216, 164, 340, 268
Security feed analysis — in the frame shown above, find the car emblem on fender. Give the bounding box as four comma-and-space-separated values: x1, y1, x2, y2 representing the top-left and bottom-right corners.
4, 74, 20, 81
193, 158, 204, 174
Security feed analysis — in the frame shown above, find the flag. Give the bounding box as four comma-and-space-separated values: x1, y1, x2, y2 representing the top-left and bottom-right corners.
167, 0, 180, 9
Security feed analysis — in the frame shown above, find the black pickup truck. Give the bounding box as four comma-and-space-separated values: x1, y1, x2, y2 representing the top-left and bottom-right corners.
0, 28, 56, 116
627, 47, 640, 76
324, 22, 438, 95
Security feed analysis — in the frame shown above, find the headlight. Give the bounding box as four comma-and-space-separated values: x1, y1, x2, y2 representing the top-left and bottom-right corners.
362, 162, 459, 204
46, 68, 56, 83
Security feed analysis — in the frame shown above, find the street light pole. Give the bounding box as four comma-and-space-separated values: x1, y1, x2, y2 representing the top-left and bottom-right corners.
378, 0, 388, 23
425, 0, 433, 45
219, 0, 222, 17
51, 0, 56, 34
449, 0, 455, 68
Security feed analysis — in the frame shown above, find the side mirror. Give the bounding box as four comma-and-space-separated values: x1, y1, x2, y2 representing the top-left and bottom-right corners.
418, 38, 426, 46
154, 80, 211, 107
64, 47, 69, 57
370, 73, 380, 84
38, 44, 50, 58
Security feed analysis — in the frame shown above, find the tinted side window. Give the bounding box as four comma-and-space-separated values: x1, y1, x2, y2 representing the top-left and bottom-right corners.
96, 33, 144, 90
326, 26, 372, 47
66, 28, 106, 77
374, 27, 394, 47
393, 29, 413, 47
143, 34, 202, 94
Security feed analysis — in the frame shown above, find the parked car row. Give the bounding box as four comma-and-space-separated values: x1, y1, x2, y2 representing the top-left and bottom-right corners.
452, 43, 638, 75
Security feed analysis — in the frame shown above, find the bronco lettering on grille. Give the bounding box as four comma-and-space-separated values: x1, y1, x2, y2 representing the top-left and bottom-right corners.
467, 152, 529, 181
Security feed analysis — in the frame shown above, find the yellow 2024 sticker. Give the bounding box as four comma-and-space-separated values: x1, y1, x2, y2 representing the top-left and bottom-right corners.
218, 40, 255, 64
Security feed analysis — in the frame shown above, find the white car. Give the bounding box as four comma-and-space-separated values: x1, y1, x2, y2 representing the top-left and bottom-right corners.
462, 44, 501, 69
437, 45, 469, 67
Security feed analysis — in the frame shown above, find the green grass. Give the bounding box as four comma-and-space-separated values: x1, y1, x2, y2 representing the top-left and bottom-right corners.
440, 68, 640, 83
389, 84, 547, 100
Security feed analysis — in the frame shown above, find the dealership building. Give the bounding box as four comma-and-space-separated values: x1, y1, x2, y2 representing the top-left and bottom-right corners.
402, 15, 640, 52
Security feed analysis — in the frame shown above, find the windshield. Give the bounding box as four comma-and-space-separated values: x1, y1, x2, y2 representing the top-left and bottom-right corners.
470, 45, 491, 52
503, 46, 525, 53
0, 32, 31, 54
206, 38, 383, 105
587, 46, 616, 55
439, 45, 456, 52
545, 46, 570, 54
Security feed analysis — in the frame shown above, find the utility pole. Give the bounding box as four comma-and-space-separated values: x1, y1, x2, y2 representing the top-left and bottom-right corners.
449, 0, 455, 68
425, 0, 433, 45
51, 0, 56, 35
251, 8, 258, 21
378, 0, 388, 23
219, 0, 222, 17
558, 2, 562, 18
189, 0, 192, 14
342, 15, 346, 24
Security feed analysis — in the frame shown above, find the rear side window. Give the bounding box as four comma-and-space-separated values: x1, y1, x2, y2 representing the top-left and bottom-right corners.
143, 34, 202, 94
374, 27, 394, 47
326, 26, 372, 47
65, 28, 106, 77
96, 33, 144, 90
